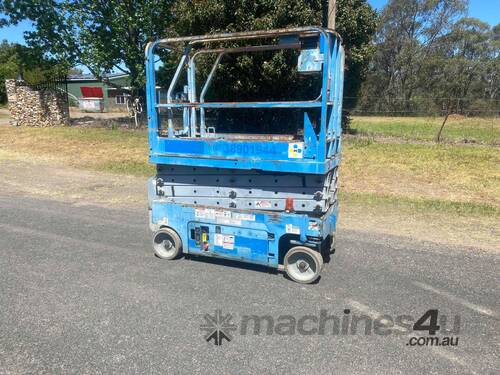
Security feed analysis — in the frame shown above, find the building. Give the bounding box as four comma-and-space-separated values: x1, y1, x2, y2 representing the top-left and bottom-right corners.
66, 73, 130, 111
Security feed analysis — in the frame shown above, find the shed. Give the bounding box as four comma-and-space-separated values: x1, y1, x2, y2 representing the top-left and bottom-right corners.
66, 73, 130, 111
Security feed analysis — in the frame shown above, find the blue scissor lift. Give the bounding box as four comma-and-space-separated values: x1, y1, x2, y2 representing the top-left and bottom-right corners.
146, 27, 344, 283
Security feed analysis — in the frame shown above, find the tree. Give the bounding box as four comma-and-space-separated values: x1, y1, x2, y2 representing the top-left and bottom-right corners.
334, 0, 378, 111
358, 0, 467, 113
1, 0, 174, 94
426, 18, 495, 140
0, 40, 65, 103
482, 23, 500, 101
171, 0, 376, 100
1, 0, 377, 108
168, 0, 376, 131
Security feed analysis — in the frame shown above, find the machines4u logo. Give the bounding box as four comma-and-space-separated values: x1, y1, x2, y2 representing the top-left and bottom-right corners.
201, 309, 461, 347
200, 310, 237, 346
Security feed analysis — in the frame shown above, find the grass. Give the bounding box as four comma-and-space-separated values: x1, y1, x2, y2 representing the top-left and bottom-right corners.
339, 191, 499, 252
350, 116, 500, 145
0, 126, 153, 176
341, 138, 500, 208
340, 191, 499, 217
0, 123, 499, 217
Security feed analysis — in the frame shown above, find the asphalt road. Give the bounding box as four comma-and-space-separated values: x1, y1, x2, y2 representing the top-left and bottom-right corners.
0, 194, 498, 374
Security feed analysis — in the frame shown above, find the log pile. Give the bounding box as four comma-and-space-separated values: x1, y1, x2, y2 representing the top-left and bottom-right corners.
4, 79, 70, 127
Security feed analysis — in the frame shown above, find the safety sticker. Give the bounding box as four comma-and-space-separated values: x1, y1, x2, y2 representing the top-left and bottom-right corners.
214, 233, 223, 246
215, 234, 235, 250
214, 210, 231, 219
196, 208, 249, 226
285, 224, 301, 235
288, 142, 304, 159
195, 208, 215, 219
196, 209, 232, 220
308, 221, 319, 231
233, 213, 255, 221
216, 217, 241, 226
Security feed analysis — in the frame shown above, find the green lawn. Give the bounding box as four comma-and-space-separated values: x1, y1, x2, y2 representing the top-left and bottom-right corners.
350, 116, 500, 145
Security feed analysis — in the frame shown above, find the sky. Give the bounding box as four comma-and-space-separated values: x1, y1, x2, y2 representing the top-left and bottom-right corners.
368, 0, 500, 26
0, 0, 499, 45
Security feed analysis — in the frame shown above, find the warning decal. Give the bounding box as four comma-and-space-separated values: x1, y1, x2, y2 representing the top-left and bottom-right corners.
214, 234, 235, 250
285, 224, 301, 235
288, 142, 304, 159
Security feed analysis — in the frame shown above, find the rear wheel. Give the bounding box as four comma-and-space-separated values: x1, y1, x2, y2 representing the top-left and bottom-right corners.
284, 246, 323, 284
153, 228, 182, 260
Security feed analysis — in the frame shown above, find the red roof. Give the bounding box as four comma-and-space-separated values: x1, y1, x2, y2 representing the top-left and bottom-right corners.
80, 86, 104, 98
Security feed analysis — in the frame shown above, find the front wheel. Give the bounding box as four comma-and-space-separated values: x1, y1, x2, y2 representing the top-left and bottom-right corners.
284, 246, 323, 284
152, 228, 182, 260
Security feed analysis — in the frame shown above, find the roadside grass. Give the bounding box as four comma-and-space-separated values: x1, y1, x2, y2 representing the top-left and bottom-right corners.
1, 125, 499, 216
339, 192, 499, 252
341, 138, 500, 208
350, 116, 500, 145
0, 126, 153, 176
340, 191, 499, 218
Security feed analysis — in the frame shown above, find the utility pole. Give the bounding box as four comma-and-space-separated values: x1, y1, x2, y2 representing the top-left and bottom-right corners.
328, 0, 336, 30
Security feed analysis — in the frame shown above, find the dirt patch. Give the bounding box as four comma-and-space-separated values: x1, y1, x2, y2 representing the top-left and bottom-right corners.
0, 108, 11, 126
69, 108, 144, 129
0, 126, 152, 176
448, 114, 466, 121
0, 151, 146, 207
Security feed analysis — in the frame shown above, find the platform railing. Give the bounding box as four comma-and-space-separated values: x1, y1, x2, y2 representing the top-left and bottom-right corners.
145, 27, 344, 173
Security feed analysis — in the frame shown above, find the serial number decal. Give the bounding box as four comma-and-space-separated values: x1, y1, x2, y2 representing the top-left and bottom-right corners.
213, 143, 279, 156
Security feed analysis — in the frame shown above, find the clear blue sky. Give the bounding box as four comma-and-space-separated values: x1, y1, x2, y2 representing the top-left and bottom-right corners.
1, 0, 499, 45
368, 0, 499, 25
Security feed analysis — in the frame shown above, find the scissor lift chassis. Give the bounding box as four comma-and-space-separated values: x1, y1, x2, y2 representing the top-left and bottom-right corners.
146, 27, 344, 283
149, 196, 338, 269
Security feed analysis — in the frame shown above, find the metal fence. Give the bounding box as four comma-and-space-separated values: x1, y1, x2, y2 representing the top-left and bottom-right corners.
346, 96, 500, 117
15, 75, 69, 104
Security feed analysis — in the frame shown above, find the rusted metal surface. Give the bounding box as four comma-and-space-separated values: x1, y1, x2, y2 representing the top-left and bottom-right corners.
153, 26, 341, 47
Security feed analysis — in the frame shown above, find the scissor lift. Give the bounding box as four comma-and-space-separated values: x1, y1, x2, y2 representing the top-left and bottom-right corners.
146, 27, 344, 283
